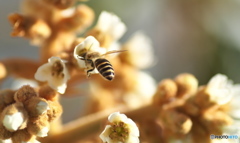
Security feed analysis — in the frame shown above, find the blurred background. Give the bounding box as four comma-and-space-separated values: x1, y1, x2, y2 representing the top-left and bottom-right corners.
1, 0, 240, 122
2, 0, 240, 84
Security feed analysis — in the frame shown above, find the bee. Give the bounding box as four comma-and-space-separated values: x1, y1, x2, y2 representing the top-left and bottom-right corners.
78, 49, 126, 81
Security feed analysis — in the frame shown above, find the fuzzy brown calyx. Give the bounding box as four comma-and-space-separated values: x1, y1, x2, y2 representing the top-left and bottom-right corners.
39, 85, 58, 101
0, 89, 15, 112
14, 85, 37, 103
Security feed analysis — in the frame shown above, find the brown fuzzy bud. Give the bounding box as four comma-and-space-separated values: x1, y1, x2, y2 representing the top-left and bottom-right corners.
0, 89, 15, 112
14, 85, 37, 103
47, 100, 62, 122
27, 114, 50, 137
39, 85, 58, 101
0, 123, 13, 140
193, 86, 217, 110
160, 110, 192, 134
11, 129, 34, 143
153, 79, 177, 105
175, 73, 198, 98
24, 97, 49, 117
1, 103, 28, 132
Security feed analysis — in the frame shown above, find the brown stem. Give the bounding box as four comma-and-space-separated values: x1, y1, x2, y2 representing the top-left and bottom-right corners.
40, 104, 158, 143
0, 58, 40, 80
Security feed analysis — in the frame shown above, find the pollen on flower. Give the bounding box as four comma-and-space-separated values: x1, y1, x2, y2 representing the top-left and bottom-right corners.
109, 121, 129, 142
34, 57, 70, 94
100, 112, 139, 143
51, 61, 64, 78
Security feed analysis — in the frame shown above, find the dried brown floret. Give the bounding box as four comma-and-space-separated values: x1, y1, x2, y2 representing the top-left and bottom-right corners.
47, 100, 63, 122
1, 103, 28, 132
39, 85, 59, 101
24, 97, 49, 117
27, 113, 50, 137
8, 13, 51, 45
14, 85, 37, 103
11, 129, 35, 143
0, 89, 15, 112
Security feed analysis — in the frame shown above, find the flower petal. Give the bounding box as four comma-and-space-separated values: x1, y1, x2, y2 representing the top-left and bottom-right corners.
123, 32, 154, 69
96, 11, 126, 41
207, 74, 233, 105
99, 125, 112, 142
34, 63, 52, 82
108, 112, 128, 123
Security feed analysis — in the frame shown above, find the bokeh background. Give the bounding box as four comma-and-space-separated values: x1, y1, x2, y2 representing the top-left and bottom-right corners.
1, 0, 240, 122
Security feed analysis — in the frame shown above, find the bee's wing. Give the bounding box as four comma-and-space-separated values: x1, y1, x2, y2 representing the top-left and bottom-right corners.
102, 50, 127, 56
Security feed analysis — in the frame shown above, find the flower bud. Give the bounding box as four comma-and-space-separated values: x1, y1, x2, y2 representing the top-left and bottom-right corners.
175, 73, 198, 98
153, 79, 177, 105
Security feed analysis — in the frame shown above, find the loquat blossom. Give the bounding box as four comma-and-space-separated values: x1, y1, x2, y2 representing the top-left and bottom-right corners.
122, 32, 154, 69
228, 84, 240, 119
3, 112, 24, 132
34, 57, 70, 94
206, 74, 233, 105
73, 36, 107, 74
123, 71, 156, 108
95, 11, 127, 42
100, 112, 139, 143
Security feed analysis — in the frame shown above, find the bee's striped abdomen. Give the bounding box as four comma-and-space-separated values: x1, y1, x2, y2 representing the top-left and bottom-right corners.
95, 58, 114, 81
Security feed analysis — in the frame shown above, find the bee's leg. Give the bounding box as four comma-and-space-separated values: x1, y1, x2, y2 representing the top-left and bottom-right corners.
86, 68, 94, 78
86, 60, 95, 78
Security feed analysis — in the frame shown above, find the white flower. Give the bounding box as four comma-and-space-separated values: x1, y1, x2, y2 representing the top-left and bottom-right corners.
74, 36, 107, 75
123, 71, 156, 108
34, 57, 70, 94
123, 32, 154, 69
100, 112, 139, 143
96, 11, 127, 42
228, 84, 240, 119
206, 74, 233, 105
3, 112, 24, 131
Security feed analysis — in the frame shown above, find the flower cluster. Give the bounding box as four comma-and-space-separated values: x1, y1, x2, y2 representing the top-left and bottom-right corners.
150, 73, 239, 143
1, 0, 240, 143
0, 85, 62, 143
